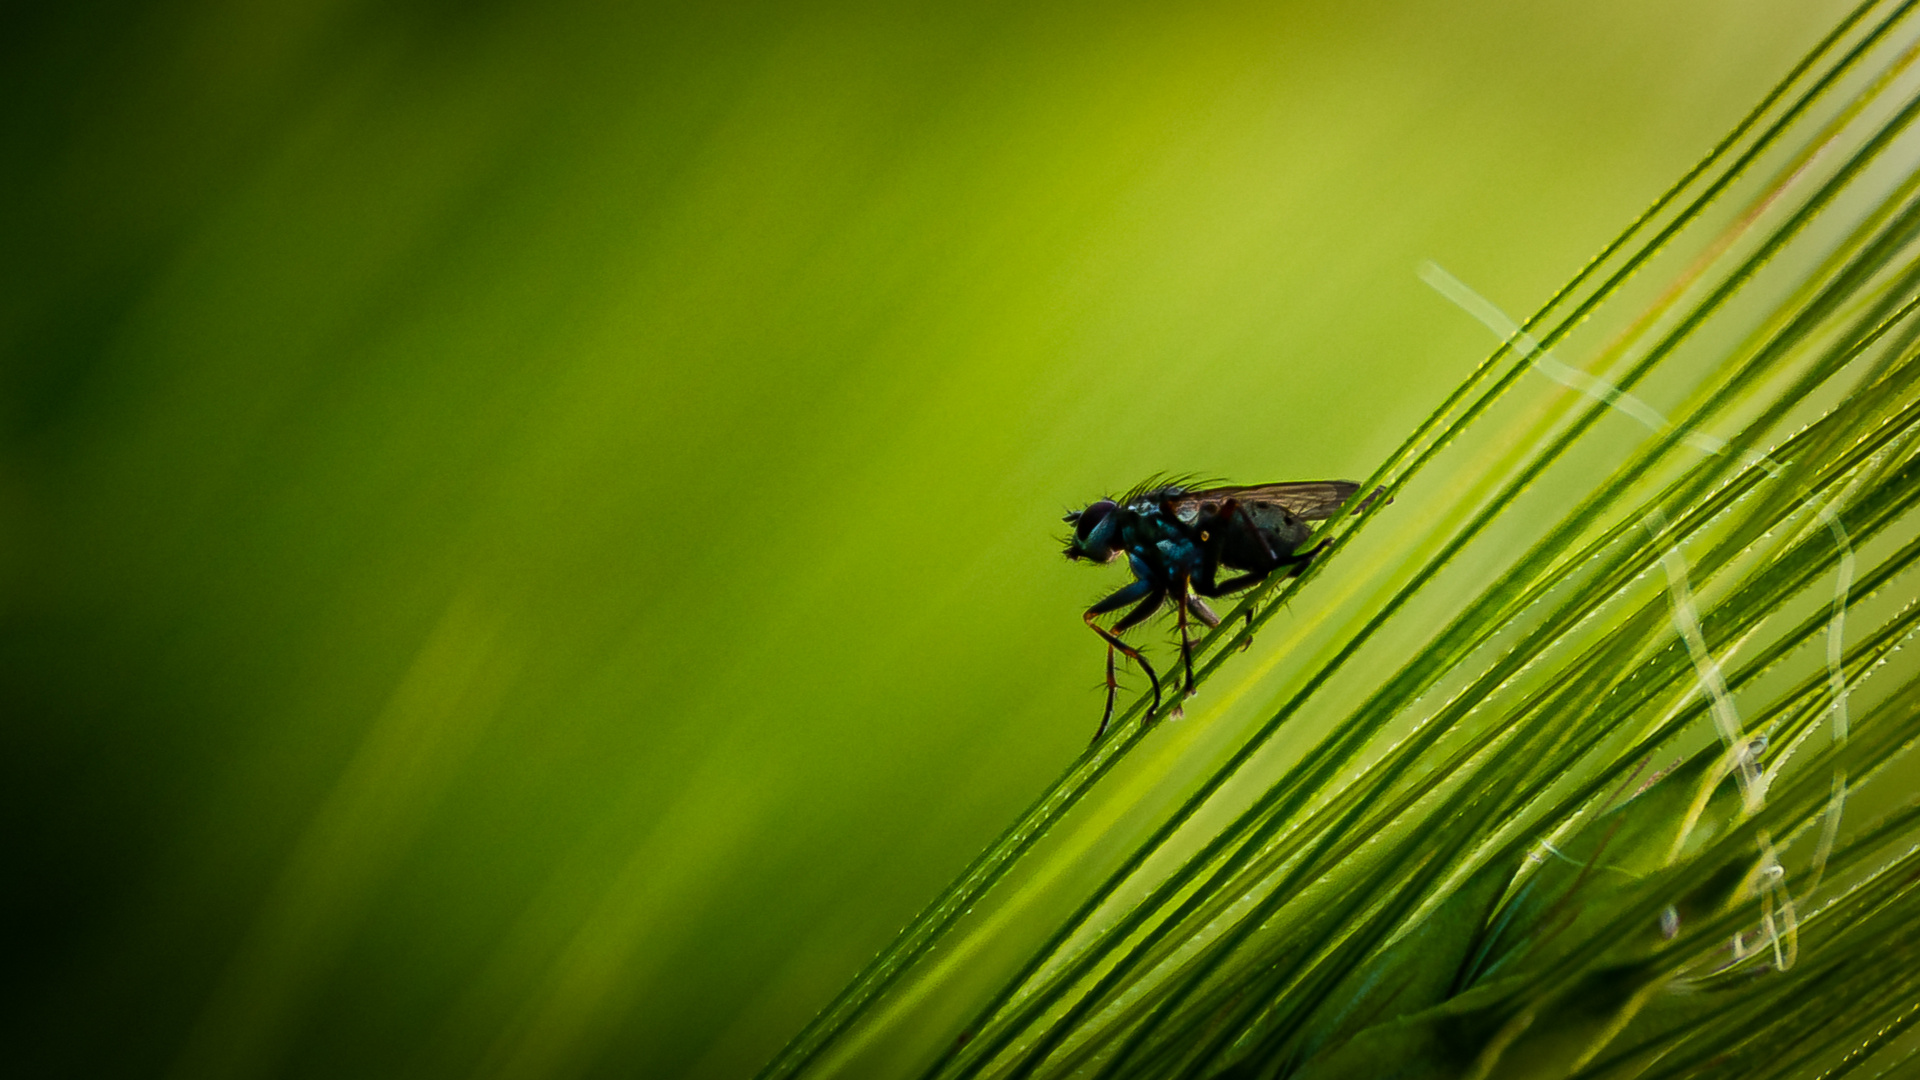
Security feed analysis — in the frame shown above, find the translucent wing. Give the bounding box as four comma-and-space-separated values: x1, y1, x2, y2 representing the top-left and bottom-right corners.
1167, 480, 1369, 521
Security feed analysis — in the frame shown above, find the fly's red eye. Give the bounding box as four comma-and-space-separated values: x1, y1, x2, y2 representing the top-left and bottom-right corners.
1075, 500, 1116, 541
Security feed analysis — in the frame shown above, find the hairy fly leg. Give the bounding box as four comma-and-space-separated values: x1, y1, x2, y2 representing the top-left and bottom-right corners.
1172, 572, 1201, 708
1083, 573, 1166, 742
1185, 593, 1221, 628
1083, 577, 1147, 739
1083, 605, 1164, 742
1193, 540, 1330, 651
1190, 565, 1269, 648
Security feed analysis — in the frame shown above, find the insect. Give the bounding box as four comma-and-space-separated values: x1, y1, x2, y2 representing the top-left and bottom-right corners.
1063, 478, 1379, 741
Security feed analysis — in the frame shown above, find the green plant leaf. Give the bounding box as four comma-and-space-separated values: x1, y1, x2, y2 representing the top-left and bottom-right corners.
763, 4, 1920, 1078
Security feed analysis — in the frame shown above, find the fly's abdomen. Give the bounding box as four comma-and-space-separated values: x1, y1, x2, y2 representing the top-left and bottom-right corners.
1220, 505, 1310, 571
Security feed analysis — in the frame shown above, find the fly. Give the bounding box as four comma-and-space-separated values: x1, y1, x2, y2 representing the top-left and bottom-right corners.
1063, 477, 1381, 742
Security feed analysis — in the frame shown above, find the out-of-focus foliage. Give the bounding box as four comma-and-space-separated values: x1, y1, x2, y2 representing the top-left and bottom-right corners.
0, 1, 1866, 1079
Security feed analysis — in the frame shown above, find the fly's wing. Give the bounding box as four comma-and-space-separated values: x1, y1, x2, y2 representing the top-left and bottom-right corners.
1170, 480, 1366, 521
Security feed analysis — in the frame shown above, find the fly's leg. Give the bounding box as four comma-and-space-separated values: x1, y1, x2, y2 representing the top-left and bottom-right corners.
1084, 579, 1165, 742
1172, 580, 1224, 709
1102, 643, 1118, 730
1173, 574, 1200, 709
1082, 617, 1128, 743
1194, 567, 1266, 650
1179, 592, 1245, 652
1192, 540, 1327, 653
1201, 537, 1327, 597
1085, 580, 1146, 741
1085, 609, 1163, 742
1185, 594, 1220, 628
1201, 570, 1270, 596
1080, 639, 1121, 740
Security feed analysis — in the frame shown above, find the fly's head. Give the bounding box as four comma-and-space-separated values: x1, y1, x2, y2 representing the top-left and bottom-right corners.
1063, 499, 1122, 563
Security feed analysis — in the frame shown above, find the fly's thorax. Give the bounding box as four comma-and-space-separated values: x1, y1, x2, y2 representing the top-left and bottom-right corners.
1151, 535, 1208, 578
1118, 504, 1185, 544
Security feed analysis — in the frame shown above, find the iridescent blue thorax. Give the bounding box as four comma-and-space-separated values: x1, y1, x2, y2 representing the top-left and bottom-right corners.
1062, 486, 1202, 568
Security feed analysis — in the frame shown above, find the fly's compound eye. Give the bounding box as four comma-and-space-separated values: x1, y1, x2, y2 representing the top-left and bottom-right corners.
1074, 499, 1117, 543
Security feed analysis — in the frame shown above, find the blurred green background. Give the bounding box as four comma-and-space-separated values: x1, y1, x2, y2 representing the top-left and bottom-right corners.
0, 1, 1855, 1077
